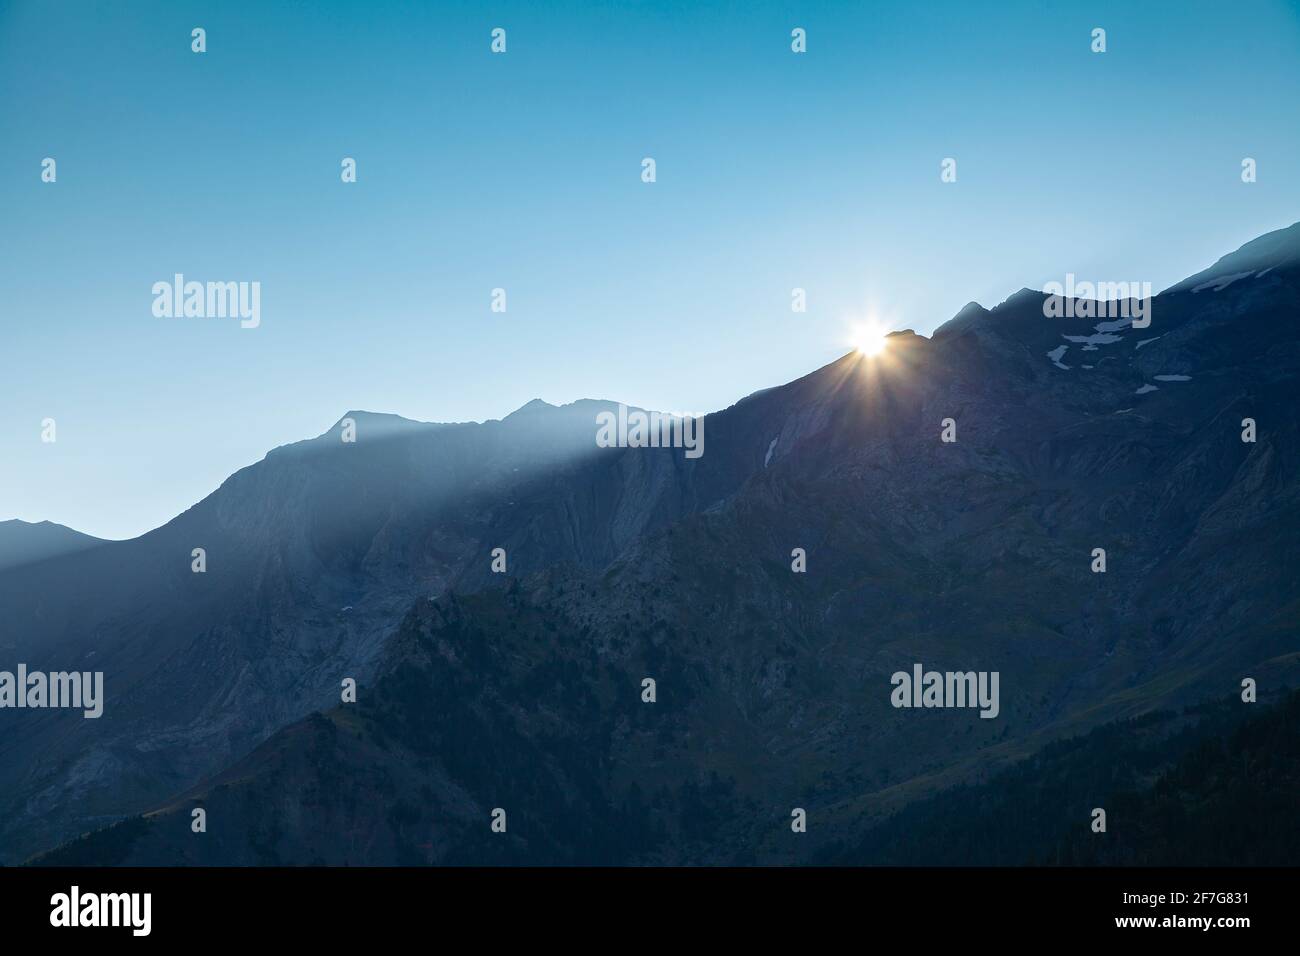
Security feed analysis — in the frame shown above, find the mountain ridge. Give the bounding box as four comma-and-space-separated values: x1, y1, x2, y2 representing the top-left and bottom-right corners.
5, 222, 1299, 864
0, 519, 106, 573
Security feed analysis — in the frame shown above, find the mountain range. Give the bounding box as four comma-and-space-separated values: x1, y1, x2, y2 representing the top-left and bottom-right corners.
5, 222, 1299, 865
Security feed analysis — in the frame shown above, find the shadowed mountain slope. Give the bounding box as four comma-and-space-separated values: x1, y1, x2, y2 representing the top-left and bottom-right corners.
10, 222, 1300, 864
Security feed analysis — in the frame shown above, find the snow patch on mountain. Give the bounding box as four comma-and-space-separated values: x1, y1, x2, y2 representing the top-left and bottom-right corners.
1193, 271, 1255, 293
1093, 317, 1132, 333
1064, 333, 1124, 347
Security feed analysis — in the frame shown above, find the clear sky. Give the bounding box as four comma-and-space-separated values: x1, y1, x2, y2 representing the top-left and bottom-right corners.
2, 0, 1299, 539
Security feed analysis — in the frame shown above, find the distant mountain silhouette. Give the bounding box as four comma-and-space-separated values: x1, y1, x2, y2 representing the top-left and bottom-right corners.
0, 519, 105, 573
7, 222, 1300, 864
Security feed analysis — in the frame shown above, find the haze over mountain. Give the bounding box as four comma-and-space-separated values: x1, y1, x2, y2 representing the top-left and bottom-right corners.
0, 519, 105, 574
6, 223, 1300, 864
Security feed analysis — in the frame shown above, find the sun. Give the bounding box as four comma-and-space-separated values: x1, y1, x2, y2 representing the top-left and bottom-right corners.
850, 325, 889, 357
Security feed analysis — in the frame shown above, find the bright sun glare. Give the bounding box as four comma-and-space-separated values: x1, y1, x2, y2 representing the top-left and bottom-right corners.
851, 326, 889, 357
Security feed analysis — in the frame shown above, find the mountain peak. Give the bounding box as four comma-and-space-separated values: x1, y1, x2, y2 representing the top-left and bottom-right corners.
1001, 287, 1044, 307
0, 519, 105, 572
335, 410, 426, 426
932, 300, 991, 340
309, 411, 439, 445
503, 398, 558, 420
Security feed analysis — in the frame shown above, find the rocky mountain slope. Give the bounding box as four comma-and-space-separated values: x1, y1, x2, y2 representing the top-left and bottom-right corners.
9, 222, 1300, 864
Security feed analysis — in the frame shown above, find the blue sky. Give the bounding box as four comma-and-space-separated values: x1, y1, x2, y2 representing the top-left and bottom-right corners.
2, 0, 1299, 539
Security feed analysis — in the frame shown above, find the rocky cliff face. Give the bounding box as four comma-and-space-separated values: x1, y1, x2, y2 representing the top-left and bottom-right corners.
9, 223, 1300, 864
